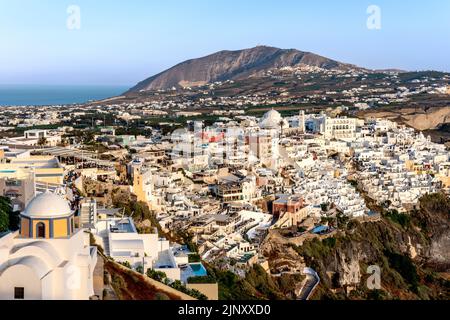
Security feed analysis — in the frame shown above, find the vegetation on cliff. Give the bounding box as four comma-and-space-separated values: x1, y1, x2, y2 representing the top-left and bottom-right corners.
203, 263, 304, 300
288, 193, 450, 300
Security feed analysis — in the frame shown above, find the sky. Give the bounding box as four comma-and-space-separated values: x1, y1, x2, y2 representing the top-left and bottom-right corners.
0, 0, 449, 86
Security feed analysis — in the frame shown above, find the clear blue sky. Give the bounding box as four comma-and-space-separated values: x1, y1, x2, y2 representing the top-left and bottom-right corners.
0, 0, 449, 86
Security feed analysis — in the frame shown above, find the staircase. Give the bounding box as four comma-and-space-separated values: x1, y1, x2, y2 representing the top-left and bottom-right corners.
102, 234, 111, 256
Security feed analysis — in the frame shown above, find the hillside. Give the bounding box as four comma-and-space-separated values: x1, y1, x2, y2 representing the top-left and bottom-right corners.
261, 193, 450, 300
127, 46, 356, 92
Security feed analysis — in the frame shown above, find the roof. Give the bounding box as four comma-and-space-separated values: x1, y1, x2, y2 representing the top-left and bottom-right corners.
22, 193, 72, 219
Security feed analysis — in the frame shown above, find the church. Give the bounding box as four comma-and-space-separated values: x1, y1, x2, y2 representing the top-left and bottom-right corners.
0, 192, 97, 300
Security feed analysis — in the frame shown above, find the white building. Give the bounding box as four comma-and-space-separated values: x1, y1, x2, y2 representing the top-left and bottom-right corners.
6, 130, 62, 147
0, 193, 97, 300
324, 117, 358, 140
92, 216, 181, 281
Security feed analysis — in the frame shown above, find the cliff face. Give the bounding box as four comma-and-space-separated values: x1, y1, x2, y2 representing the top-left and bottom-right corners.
127, 46, 352, 92
261, 193, 450, 300
413, 193, 450, 267
403, 107, 450, 131
361, 107, 450, 131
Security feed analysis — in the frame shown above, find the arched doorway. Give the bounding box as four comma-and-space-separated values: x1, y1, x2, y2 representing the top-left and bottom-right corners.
36, 223, 46, 238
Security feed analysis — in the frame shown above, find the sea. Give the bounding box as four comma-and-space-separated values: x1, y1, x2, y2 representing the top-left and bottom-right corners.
0, 84, 130, 106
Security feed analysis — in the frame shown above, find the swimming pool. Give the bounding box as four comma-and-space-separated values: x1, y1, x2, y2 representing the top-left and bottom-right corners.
311, 225, 329, 234
190, 263, 207, 277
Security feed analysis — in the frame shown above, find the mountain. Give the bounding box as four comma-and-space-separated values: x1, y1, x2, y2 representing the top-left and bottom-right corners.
127, 46, 358, 92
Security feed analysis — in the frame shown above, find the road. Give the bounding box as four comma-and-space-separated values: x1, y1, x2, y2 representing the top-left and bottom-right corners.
297, 267, 320, 300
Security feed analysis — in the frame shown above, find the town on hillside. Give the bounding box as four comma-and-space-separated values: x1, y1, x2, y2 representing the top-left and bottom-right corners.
1, 104, 449, 300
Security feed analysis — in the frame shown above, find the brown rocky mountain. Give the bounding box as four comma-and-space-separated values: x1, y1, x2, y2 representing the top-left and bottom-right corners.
127, 45, 358, 92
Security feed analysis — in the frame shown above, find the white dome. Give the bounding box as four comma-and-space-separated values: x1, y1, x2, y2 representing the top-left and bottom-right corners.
23, 193, 72, 219
259, 109, 289, 129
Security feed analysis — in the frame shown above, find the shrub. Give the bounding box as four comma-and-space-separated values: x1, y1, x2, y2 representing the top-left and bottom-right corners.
323, 237, 337, 248
420, 193, 450, 216
0, 197, 11, 233
119, 261, 132, 269
146, 269, 167, 282
187, 275, 217, 284
347, 220, 360, 231
136, 265, 144, 274
385, 210, 411, 229
188, 254, 201, 263
297, 226, 307, 233
295, 237, 337, 259
169, 280, 208, 300
385, 250, 419, 292
367, 289, 387, 300
153, 292, 170, 300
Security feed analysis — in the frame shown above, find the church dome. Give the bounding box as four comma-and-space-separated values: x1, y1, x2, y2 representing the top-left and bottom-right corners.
259, 109, 289, 130
23, 193, 72, 219
259, 110, 282, 129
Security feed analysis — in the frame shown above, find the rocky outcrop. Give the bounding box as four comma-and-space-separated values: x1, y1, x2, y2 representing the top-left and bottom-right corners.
413, 193, 450, 269
337, 251, 362, 287
260, 232, 306, 274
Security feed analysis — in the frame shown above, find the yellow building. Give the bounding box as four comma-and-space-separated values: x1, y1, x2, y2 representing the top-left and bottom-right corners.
438, 176, 450, 188
133, 167, 153, 203
404, 160, 428, 174
437, 162, 450, 188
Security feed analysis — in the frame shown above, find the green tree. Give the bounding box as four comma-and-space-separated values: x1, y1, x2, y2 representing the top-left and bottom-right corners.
0, 197, 11, 233
37, 137, 48, 147
146, 269, 168, 282
188, 254, 201, 263
119, 261, 132, 269
136, 265, 144, 274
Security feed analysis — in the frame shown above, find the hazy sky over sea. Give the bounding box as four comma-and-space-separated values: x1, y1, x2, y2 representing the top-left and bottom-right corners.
0, 0, 449, 85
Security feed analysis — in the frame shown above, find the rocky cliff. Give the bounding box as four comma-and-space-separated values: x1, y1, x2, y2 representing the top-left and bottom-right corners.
261, 193, 450, 300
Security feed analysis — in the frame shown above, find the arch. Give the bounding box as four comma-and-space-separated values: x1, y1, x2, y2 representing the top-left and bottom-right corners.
0, 263, 43, 300
36, 223, 46, 238
9, 241, 62, 267
0, 255, 54, 300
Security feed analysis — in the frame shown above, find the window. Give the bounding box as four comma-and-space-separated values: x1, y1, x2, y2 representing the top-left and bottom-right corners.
14, 287, 24, 299
36, 222, 46, 238
5, 180, 21, 187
